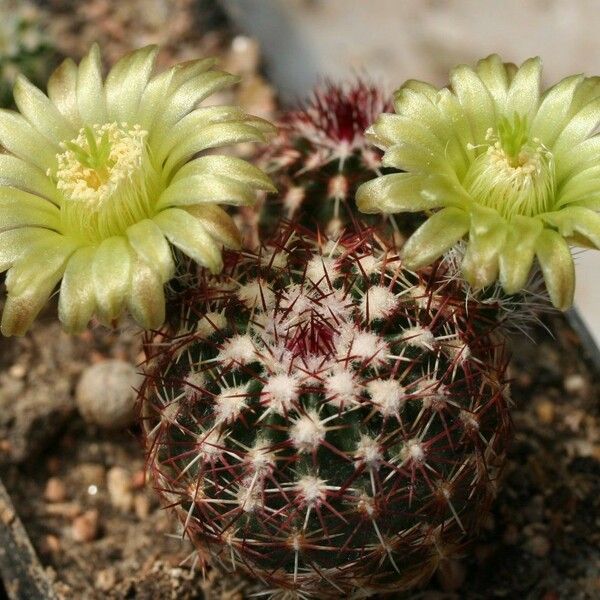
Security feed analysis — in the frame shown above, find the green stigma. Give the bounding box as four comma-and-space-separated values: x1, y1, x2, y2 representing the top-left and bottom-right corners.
464, 113, 555, 219
496, 113, 529, 163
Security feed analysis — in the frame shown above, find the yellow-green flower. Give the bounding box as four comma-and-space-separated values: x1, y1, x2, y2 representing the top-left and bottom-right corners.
0, 44, 276, 335
357, 55, 600, 310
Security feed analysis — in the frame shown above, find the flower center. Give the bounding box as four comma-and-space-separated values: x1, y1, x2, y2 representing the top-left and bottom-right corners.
463, 115, 555, 219
53, 123, 161, 242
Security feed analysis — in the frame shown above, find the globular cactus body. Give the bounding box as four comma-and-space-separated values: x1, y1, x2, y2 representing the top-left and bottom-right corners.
252, 80, 412, 244
141, 228, 510, 598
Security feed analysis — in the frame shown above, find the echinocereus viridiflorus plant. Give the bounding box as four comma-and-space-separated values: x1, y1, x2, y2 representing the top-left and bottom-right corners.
141, 227, 510, 598
357, 55, 600, 310
252, 79, 413, 244
0, 44, 275, 336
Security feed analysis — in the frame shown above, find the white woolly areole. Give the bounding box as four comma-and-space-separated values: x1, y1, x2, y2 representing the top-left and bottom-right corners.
400, 439, 426, 464
306, 255, 339, 285
355, 254, 381, 277
246, 438, 276, 476
417, 378, 449, 411
213, 385, 249, 424
289, 410, 326, 453
360, 285, 398, 322
325, 368, 360, 408
218, 334, 256, 364
196, 311, 227, 338
367, 378, 406, 417
260, 248, 288, 270
236, 482, 262, 512
261, 373, 300, 414
355, 435, 383, 469
237, 279, 275, 310
184, 370, 205, 400
296, 475, 328, 507
346, 330, 389, 365
327, 173, 349, 199
197, 429, 225, 460
283, 285, 313, 315
402, 326, 435, 349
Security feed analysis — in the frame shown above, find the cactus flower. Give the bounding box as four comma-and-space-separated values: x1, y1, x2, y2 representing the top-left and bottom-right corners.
0, 44, 275, 335
357, 55, 600, 310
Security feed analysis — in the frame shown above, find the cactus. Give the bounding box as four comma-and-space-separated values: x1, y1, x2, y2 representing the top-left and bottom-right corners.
0, 0, 55, 108
141, 226, 511, 598
250, 79, 418, 246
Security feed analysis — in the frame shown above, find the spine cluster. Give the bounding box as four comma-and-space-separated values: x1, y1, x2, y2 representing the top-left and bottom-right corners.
141, 227, 511, 598
248, 80, 414, 245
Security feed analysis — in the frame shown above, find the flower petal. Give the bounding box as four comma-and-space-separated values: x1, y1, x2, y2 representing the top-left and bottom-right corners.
0, 228, 57, 273
153, 70, 239, 138
162, 122, 269, 177
552, 97, 600, 160
126, 219, 174, 282
184, 204, 241, 250
153, 208, 223, 273
136, 58, 215, 130
0, 110, 59, 171
499, 215, 543, 294
157, 174, 258, 210
127, 257, 165, 330
92, 236, 132, 323
450, 65, 496, 143
356, 173, 462, 214
59, 246, 97, 333
505, 57, 541, 120
1, 236, 77, 336
530, 75, 583, 146
0, 187, 60, 231
461, 205, 507, 289
401, 207, 470, 270
77, 44, 107, 124
0, 155, 59, 203
476, 54, 509, 109
173, 154, 275, 192
542, 206, 600, 249
381, 141, 456, 178
105, 45, 158, 123
535, 229, 575, 310
13, 75, 76, 143
47, 57, 80, 125
154, 105, 247, 162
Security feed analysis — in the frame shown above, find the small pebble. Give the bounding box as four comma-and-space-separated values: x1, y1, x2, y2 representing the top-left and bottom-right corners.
525, 534, 551, 557
42, 534, 61, 554
72, 509, 100, 543
564, 373, 587, 396
535, 399, 555, 424
95, 567, 117, 592
107, 467, 133, 512
44, 477, 67, 503
76, 360, 143, 429
8, 363, 26, 379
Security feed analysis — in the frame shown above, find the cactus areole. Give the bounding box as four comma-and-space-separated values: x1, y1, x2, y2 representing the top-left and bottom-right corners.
141, 227, 510, 598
